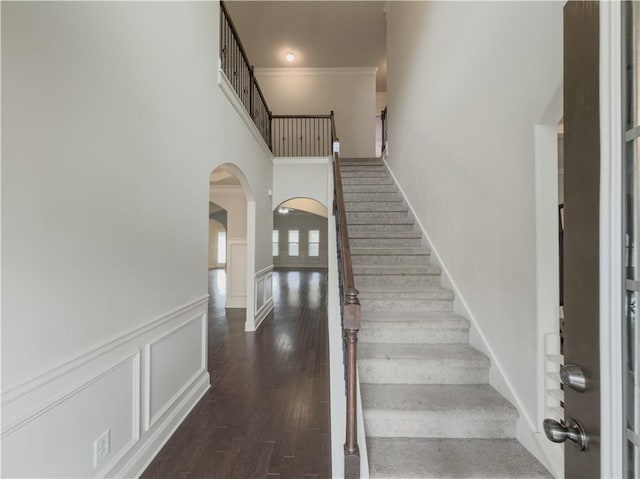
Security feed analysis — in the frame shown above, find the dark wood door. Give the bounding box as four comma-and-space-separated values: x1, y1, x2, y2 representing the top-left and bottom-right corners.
562, 2, 601, 478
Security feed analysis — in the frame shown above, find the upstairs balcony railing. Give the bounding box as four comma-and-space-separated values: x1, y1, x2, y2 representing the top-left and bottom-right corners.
220, 1, 272, 149
220, 2, 335, 158
272, 113, 334, 157
220, 4, 362, 477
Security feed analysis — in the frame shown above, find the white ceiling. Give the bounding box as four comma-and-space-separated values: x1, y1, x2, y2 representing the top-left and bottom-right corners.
224, 1, 387, 91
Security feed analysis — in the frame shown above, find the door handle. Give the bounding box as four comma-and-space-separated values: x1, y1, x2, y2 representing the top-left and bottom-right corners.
560, 364, 587, 392
543, 418, 588, 451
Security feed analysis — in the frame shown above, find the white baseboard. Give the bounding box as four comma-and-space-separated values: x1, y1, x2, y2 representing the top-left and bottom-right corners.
253, 298, 274, 331
383, 158, 555, 475
247, 265, 274, 332
114, 373, 210, 479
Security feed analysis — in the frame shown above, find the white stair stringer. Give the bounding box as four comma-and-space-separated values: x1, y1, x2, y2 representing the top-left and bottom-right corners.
339, 158, 552, 479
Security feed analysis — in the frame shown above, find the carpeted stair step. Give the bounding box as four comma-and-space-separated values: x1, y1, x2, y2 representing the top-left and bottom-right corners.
358, 343, 489, 384
342, 176, 395, 185
346, 211, 413, 224
355, 264, 440, 288
343, 192, 402, 202
358, 286, 454, 312
348, 223, 417, 234
343, 183, 399, 193
340, 162, 387, 172
340, 158, 383, 165
350, 236, 423, 249
345, 200, 408, 212
361, 384, 518, 439
359, 311, 469, 343
351, 247, 431, 266
366, 437, 553, 478
341, 170, 391, 178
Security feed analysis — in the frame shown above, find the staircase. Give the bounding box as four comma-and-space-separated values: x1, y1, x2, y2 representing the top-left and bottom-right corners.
340, 158, 552, 479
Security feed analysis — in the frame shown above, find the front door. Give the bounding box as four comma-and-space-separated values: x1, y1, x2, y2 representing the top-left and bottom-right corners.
561, 2, 601, 478
557, 2, 639, 478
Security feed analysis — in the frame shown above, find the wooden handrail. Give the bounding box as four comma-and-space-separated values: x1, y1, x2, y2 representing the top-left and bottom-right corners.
330, 115, 361, 479
272, 114, 333, 119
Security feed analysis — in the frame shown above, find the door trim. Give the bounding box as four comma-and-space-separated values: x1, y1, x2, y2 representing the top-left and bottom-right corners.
599, 2, 624, 478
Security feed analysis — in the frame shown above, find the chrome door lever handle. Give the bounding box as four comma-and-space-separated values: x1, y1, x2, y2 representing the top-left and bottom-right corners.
560, 364, 587, 392
543, 418, 588, 451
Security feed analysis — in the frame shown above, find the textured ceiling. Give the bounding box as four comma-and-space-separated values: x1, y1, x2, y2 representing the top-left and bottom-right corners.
224, 1, 387, 91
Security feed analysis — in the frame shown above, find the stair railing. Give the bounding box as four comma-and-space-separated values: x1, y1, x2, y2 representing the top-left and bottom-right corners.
271, 114, 334, 157
220, 1, 272, 149
330, 114, 361, 478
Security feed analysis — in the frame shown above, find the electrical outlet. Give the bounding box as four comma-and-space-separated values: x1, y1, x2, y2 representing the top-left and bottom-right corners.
93, 429, 110, 468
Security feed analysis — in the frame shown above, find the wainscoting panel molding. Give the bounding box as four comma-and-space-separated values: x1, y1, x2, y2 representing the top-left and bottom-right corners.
254, 265, 274, 330
144, 313, 207, 430
1, 297, 210, 478
2, 353, 141, 478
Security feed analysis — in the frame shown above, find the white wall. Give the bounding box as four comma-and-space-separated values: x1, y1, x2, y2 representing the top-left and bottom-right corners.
273, 159, 330, 211
2, 2, 273, 476
256, 68, 377, 158
386, 1, 562, 470
376, 92, 387, 114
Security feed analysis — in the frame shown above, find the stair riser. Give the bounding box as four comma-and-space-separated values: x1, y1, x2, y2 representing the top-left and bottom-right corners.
360, 298, 453, 312
343, 184, 398, 193
340, 158, 384, 166
346, 202, 407, 212
340, 160, 383, 166
341, 171, 390, 178
343, 193, 401, 202
347, 214, 413, 225
349, 224, 416, 234
352, 255, 430, 266
350, 238, 423, 248
340, 166, 387, 172
354, 265, 438, 275
359, 360, 488, 384
342, 177, 395, 185
364, 412, 516, 439
359, 327, 468, 344
355, 274, 440, 288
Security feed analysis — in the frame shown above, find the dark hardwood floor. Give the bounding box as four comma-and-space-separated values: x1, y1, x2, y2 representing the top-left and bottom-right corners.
141, 268, 331, 479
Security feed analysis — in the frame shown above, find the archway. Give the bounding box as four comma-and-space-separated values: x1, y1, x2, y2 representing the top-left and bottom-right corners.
272, 197, 328, 270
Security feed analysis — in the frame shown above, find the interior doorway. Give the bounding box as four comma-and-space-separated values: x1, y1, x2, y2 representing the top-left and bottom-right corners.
273, 198, 329, 271
209, 164, 257, 330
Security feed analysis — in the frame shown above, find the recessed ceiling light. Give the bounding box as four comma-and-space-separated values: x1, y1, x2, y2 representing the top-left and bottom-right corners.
285, 52, 295, 63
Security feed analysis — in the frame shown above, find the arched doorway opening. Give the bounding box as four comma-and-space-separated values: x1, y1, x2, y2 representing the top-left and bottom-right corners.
272, 197, 328, 270
209, 164, 256, 330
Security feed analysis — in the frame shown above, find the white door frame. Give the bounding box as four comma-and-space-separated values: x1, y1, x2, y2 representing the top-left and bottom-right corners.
599, 2, 624, 478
